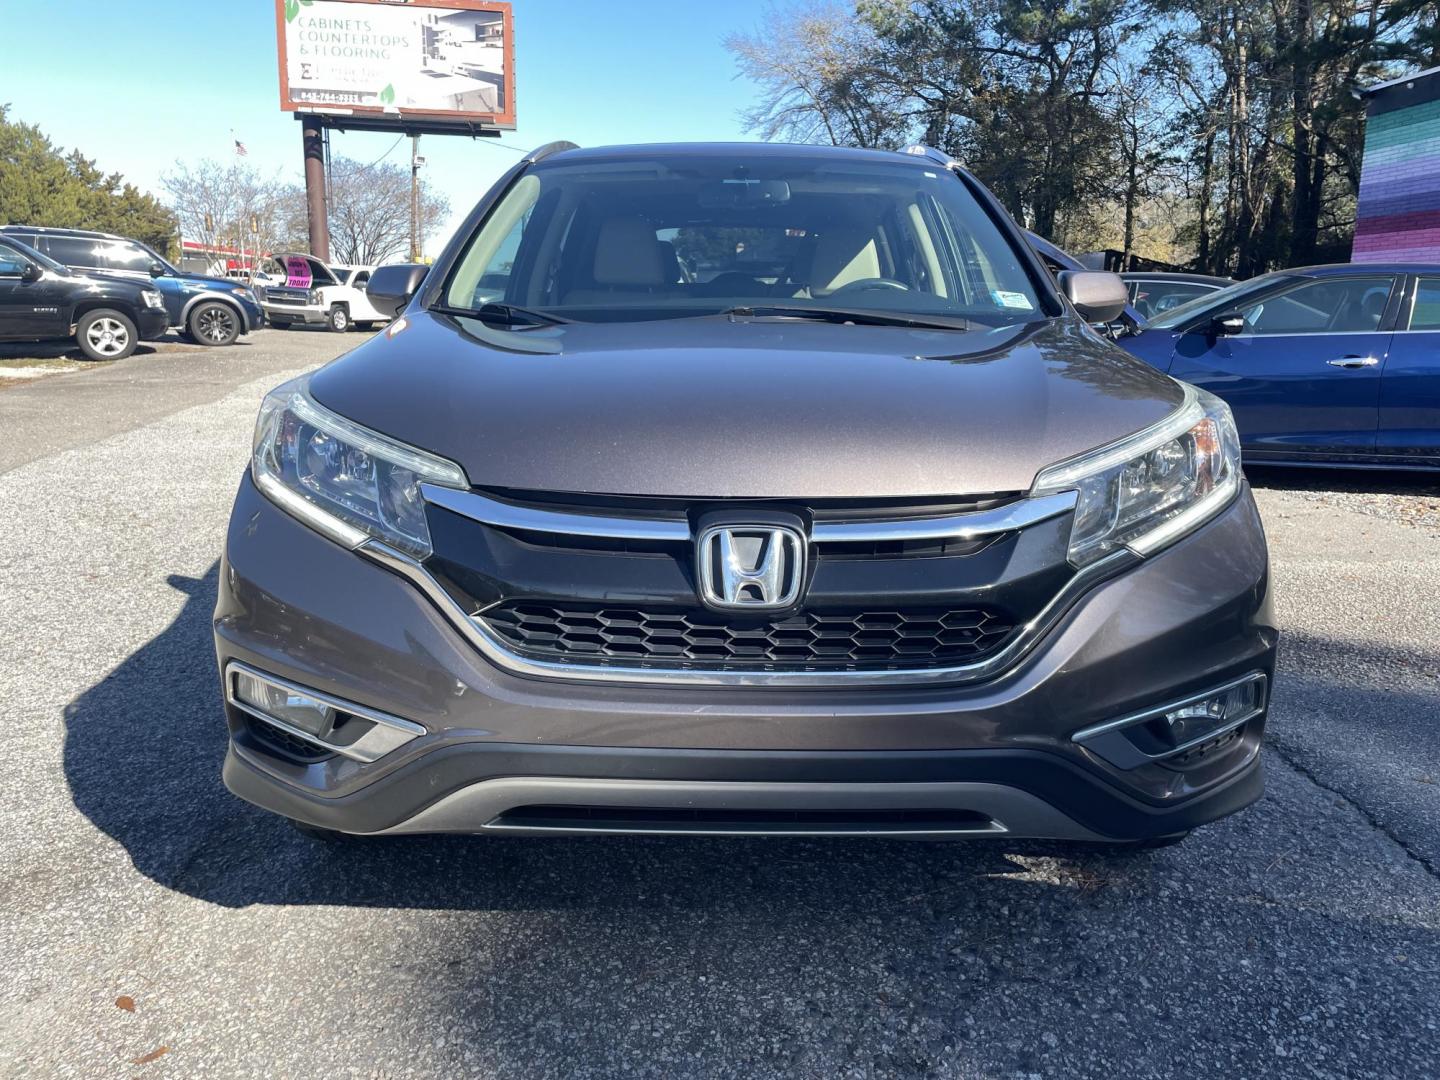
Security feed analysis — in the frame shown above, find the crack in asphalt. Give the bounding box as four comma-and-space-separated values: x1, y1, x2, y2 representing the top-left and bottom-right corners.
1266, 738, 1440, 883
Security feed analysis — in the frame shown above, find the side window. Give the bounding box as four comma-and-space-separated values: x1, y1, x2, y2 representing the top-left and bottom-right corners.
0, 244, 29, 276
100, 242, 155, 274
351, 271, 370, 289
44, 236, 103, 269
1409, 277, 1440, 331
1238, 276, 1394, 335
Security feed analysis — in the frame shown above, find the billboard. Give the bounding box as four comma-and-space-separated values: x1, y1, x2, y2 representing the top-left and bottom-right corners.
276, 0, 515, 129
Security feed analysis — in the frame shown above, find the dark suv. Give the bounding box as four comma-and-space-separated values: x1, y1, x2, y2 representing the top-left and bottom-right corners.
0, 235, 168, 359
215, 143, 1276, 846
0, 225, 263, 346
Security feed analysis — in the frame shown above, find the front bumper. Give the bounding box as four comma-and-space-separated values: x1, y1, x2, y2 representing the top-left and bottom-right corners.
214, 472, 1277, 840
260, 301, 326, 324
137, 307, 170, 340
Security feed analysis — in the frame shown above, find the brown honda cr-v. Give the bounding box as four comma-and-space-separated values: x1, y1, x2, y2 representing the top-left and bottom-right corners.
214, 142, 1275, 846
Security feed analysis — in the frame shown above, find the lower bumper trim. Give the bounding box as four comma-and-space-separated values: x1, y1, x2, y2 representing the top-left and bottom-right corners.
372, 777, 1108, 839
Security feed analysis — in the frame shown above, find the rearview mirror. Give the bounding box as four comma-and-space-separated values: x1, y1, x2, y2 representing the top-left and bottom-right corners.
20, 262, 42, 283
697, 179, 791, 208
1210, 313, 1245, 337
1057, 270, 1128, 325
366, 263, 429, 318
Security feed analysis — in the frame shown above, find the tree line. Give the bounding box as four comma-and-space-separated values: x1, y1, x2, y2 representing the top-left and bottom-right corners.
161, 155, 450, 269
728, 0, 1440, 276
0, 106, 449, 268
0, 106, 176, 253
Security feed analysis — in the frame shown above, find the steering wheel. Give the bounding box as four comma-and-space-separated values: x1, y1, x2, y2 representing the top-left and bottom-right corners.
828, 277, 911, 295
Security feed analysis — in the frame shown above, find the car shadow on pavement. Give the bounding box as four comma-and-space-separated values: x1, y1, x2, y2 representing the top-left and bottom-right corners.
63, 563, 1180, 913
1247, 463, 1440, 497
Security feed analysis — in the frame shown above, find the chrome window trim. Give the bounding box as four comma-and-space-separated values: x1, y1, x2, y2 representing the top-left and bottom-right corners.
419, 483, 1077, 544
357, 539, 1137, 688
224, 660, 425, 762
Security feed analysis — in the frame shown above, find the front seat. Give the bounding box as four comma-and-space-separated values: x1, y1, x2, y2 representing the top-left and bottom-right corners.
803, 227, 881, 297
565, 218, 666, 304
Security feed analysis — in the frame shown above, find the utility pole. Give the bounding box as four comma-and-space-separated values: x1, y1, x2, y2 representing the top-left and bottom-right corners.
410, 134, 422, 262
302, 115, 331, 262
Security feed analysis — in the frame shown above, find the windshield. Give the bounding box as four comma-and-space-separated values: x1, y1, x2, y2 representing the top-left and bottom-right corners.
1147, 273, 1292, 329
443, 152, 1049, 327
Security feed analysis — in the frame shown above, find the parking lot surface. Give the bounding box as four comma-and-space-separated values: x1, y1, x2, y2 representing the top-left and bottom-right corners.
0, 329, 1437, 1078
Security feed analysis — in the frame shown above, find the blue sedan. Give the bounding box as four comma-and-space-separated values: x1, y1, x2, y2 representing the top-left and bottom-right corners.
1117, 263, 1440, 470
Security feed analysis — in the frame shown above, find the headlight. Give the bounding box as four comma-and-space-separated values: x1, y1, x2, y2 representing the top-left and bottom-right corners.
252, 375, 467, 558
141, 289, 165, 309
1032, 385, 1241, 566
308, 289, 321, 305
231, 286, 254, 299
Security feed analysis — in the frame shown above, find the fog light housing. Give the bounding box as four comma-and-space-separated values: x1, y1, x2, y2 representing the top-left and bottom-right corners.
1072, 673, 1267, 770
233, 668, 334, 737
225, 662, 425, 762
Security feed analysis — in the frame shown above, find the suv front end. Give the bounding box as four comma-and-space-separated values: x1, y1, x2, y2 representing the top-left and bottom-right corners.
214, 143, 1276, 845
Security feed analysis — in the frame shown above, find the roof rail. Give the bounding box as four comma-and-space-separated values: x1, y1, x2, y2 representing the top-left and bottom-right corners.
525, 141, 580, 163
901, 145, 960, 169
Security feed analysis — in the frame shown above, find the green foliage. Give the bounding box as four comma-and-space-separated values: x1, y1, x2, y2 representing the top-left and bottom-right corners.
729, 0, 1440, 275
0, 105, 177, 255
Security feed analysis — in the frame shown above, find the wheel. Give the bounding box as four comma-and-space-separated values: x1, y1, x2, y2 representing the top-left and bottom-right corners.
327, 304, 351, 332
269, 319, 293, 330
76, 309, 138, 361
289, 818, 350, 843
188, 301, 241, 346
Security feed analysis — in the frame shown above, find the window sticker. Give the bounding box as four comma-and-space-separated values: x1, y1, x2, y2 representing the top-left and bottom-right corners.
991, 290, 1034, 310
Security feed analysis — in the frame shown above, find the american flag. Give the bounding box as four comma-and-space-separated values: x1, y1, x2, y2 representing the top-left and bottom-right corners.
234, 138, 248, 157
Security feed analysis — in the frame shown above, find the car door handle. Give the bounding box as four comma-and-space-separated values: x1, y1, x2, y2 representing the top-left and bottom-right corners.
1325, 356, 1379, 369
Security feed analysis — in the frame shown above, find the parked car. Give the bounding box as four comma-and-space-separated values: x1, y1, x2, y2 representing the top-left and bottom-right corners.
1117, 263, 1440, 469
256, 254, 389, 332
216, 142, 1275, 847
0, 225, 263, 346
0, 235, 169, 360
1120, 271, 1234, 322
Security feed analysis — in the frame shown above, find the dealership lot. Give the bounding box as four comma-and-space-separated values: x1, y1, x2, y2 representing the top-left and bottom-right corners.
0, 330, 1436, 1078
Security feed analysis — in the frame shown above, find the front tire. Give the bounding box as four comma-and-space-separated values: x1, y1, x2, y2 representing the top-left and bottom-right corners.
327, 304, 351, 333
76, 309, 138, 361
188, 301, 241, 346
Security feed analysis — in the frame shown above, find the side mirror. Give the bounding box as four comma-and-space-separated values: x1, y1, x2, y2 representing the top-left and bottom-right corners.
20, 262, 42, 283
149, 262, 166, 278
1058, 270, 1128, 325
366, 263, 428, 318
1209, 312, 1245, 337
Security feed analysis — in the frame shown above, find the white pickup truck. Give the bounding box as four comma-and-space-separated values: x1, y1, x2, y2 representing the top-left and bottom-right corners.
256, 254, 391, 332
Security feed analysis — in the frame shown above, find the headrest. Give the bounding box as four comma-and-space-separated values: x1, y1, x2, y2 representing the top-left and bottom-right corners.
593, 218, 664, 286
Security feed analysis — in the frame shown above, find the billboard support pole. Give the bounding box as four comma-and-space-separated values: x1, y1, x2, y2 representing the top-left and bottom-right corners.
302, 114, 331, 263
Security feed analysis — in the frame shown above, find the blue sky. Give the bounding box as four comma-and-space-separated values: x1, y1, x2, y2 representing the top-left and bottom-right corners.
0, 0, 774, 253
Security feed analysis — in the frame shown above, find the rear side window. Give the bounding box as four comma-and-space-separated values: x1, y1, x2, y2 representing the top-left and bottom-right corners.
1410, 277, 1440, 330
44, 236, 103, 269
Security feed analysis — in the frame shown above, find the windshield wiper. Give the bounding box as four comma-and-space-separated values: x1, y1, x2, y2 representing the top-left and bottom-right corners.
721, 305, 971, 332
434, 301, 572, 327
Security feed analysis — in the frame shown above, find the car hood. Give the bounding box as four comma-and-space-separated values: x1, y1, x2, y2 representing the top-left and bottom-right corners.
309, 311, 1185, 499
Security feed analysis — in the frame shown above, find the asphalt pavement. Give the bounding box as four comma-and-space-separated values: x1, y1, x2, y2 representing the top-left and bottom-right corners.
0, 329, 1437, 1078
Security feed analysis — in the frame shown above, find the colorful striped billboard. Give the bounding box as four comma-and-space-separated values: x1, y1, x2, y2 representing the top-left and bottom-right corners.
1353, 67, 1440, 263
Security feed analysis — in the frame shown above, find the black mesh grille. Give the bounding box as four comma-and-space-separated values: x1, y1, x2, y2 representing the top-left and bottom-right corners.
480, 603, 1016, 670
